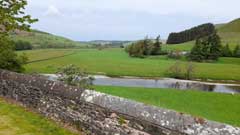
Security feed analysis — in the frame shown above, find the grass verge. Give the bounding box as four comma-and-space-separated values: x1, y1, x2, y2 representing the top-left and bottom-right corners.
93, 85, 240, 127
0, 98, 79, 135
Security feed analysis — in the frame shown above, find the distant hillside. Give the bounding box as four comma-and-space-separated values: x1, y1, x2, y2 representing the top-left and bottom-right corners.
218, 18, 240, 32
11, 29, 90, 49
217, 18, 240, 46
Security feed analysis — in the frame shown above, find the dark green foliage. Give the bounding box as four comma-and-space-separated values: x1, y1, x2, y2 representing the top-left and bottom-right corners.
126, 36, 163, 57
14, 40, 33, 50
0, 37, 28, 72
221, 44, 232, 57
167, 23, 215, 44
233, 45, 240, 57
151, 35, 162, 55
189, 32, 222, 62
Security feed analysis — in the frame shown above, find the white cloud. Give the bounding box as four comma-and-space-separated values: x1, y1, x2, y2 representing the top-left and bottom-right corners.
44, 5, 62, 17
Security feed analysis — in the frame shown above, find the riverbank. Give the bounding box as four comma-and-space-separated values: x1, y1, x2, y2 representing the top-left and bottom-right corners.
44, 74, 240, 94
93, 85, 240, 127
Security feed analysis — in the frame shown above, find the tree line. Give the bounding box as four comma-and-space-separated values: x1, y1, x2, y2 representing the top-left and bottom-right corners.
125, 36, 165, 58
167, 23, 215, 44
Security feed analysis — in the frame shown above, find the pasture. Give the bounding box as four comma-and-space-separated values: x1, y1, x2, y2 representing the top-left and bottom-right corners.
94, 85, 240, 127
19, 48, 240, 81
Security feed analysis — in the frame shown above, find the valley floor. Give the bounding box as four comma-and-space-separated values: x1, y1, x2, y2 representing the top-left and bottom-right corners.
18, 48, 240, 81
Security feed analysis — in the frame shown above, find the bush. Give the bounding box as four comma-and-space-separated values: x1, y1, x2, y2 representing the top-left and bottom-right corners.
167, 50, 183, 59
166, 61, 195, 80
14, 40, 33, 50
0, 37, 28, 72
57, 64, 94, 89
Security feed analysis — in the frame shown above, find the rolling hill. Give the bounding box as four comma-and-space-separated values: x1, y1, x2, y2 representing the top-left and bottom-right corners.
217, 18, 240, 46
11, 29, 91, 49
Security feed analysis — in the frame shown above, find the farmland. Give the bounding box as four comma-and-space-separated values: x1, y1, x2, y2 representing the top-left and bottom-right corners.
19, 48, 240, 81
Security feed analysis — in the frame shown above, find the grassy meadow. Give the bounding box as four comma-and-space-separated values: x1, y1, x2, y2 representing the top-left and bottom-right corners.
19, 48, 240, 81
0, 98, 78, 135
94, 85, 240, 127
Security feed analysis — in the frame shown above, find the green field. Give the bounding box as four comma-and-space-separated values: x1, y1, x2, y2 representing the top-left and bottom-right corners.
19, 48, 240, 81
0, 98, 78, 135
94, 85, 240, 127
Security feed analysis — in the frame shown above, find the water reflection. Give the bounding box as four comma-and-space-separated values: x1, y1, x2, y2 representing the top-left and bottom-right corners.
93, 77, 240, 94
44, 74, 240, 94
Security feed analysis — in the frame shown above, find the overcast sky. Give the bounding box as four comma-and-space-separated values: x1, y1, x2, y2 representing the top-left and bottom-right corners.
26, 0, 240, 41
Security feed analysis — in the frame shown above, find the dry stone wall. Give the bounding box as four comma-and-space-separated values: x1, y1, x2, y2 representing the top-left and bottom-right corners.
0, 69, 239, 135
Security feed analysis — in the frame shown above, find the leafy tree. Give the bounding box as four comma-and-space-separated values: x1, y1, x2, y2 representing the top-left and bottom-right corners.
221, 44, 232, 57
0, 0, 37, 72
233, 45, 240, 57
0, 0, 38, 36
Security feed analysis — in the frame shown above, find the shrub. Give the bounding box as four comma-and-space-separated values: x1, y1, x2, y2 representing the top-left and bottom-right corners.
0, 37, 28, 72
167, 50, 182, 59
57, 64, 94, 89
167, 61, 195, 80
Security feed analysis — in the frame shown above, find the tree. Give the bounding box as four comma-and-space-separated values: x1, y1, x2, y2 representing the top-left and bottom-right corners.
0, 0, 37, 72
189, 39, 204, 62
151, 35, 162, 55
221, 44, 232, 57
208, 32, 222, 60
233, 45, 240, 57
189, 32, 222, 62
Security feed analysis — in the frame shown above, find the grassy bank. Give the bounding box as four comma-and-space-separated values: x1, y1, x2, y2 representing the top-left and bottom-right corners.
94, 85, 240, 127
0, 98, 78, 135
19, 48, 240, 81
